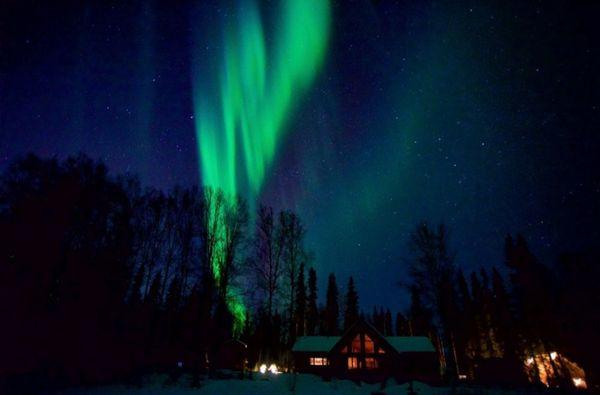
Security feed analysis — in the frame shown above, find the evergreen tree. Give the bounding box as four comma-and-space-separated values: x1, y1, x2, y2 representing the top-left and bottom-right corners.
372, 306, 386, 333
295, 262, 307, 336
384, 309, 393, 336
324, 273, 339, 335
395, 312, 408, 336
306, 268, 318, 335
343, 276, 359, 330
455, 269, 474, 377
457, 269, 471, 313
491, 266, 517, 359
318, 305, 327, 335
469, 271, 483, 358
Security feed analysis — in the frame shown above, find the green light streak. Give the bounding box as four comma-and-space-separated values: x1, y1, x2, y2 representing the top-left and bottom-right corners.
192, 0, 330, 332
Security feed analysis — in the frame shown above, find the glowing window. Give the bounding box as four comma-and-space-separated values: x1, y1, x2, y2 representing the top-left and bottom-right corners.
377, 347, 386, 354
351, 335, 361, 353
309, 357, 328, 366
364, 334, 375, 353
347, 357, 359, 369
365, 357, 378, 369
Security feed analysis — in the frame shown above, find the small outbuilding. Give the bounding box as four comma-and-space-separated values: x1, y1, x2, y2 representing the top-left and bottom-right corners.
292, 319, 438, 383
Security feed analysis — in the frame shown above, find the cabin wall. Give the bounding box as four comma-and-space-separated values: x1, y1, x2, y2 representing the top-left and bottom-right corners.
293, 352, 331, 375
293, 351, 439, 383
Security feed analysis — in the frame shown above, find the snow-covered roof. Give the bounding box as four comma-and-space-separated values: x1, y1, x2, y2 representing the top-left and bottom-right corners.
384, 336, 435, 353
292, 336, 341, 352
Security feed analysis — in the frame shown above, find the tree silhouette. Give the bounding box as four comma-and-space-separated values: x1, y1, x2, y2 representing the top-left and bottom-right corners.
324, 273, 339, 335
306, 268, 319, 335
343, 276, 359, 330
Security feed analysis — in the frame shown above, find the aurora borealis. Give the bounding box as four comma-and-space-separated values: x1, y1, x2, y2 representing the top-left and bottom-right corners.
3, 0, 600, 315
190, 0, 330, 324
192, 0, 330, 199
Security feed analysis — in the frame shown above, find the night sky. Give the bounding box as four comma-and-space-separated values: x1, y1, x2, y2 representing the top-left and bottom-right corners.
2, 0, 599, 312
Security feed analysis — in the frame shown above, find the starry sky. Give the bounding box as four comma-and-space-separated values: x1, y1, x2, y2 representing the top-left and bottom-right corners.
2, 0, 600, 312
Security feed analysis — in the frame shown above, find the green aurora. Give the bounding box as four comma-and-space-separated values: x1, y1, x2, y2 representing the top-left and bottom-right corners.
192, 0, 331, 330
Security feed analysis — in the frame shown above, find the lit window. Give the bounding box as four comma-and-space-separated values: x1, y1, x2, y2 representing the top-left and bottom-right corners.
309, 357, 329, 366
347, 357, 358, 369
365, 357, 378, 369
377, 347, 385, 354
364, 335, 375, 353
351, 335, 361, 353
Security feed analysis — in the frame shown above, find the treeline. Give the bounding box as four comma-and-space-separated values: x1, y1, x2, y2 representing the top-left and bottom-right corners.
0, 154, 598, 390
400, 223, 599, 388
0, 154, 360, 388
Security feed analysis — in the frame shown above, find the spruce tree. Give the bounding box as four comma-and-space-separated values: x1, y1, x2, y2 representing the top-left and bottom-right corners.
324, 273, 339, 335
395, 312, 408, 336
383, 309, 392, 335
343, 276, 359, 330
306, 268, 318, 335
295, 262, 307, 336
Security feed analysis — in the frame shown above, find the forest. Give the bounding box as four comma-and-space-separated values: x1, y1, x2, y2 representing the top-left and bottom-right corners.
0, 153, 598, 391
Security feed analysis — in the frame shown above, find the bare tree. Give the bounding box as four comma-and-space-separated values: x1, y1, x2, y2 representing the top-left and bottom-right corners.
250, 205, 285, 317
216, 195, 249, 302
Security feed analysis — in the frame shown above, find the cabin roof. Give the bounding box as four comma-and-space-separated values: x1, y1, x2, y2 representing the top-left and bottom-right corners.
292, 319, 436, 354
385, 336, 435, 353
292, 336, 341, 352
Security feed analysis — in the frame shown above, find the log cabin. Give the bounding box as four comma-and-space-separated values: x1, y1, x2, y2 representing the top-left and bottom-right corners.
292, 319, 439, 383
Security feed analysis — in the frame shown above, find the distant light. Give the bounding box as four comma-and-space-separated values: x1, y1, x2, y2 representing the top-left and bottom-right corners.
177, 361, 183, 368
572, 377, 587, 389
550, 351, 557, 360
259, 364, 267, 374
458, 374, 467, 380
526, 357, 534, 365
268, 364, 280, 374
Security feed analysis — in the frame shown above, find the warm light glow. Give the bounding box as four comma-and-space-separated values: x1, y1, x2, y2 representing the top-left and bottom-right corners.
524, 352, 587, 389
347, 357, 358, 369
268, 364, 280, 374
364, 334, 375, 353
365, 357, 378, 369
459, 374, 467, 380
259, 364, 267, 374
572, 378, 587, 389
310, 357, 329, 366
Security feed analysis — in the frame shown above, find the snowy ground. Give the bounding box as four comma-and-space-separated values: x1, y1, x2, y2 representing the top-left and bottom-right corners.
58, 373, 534, 395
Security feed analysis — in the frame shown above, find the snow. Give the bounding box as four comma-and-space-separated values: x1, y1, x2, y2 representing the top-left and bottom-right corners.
60, 373, 526, 395
385, 337, 436, 353
292, 336, 341, 352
